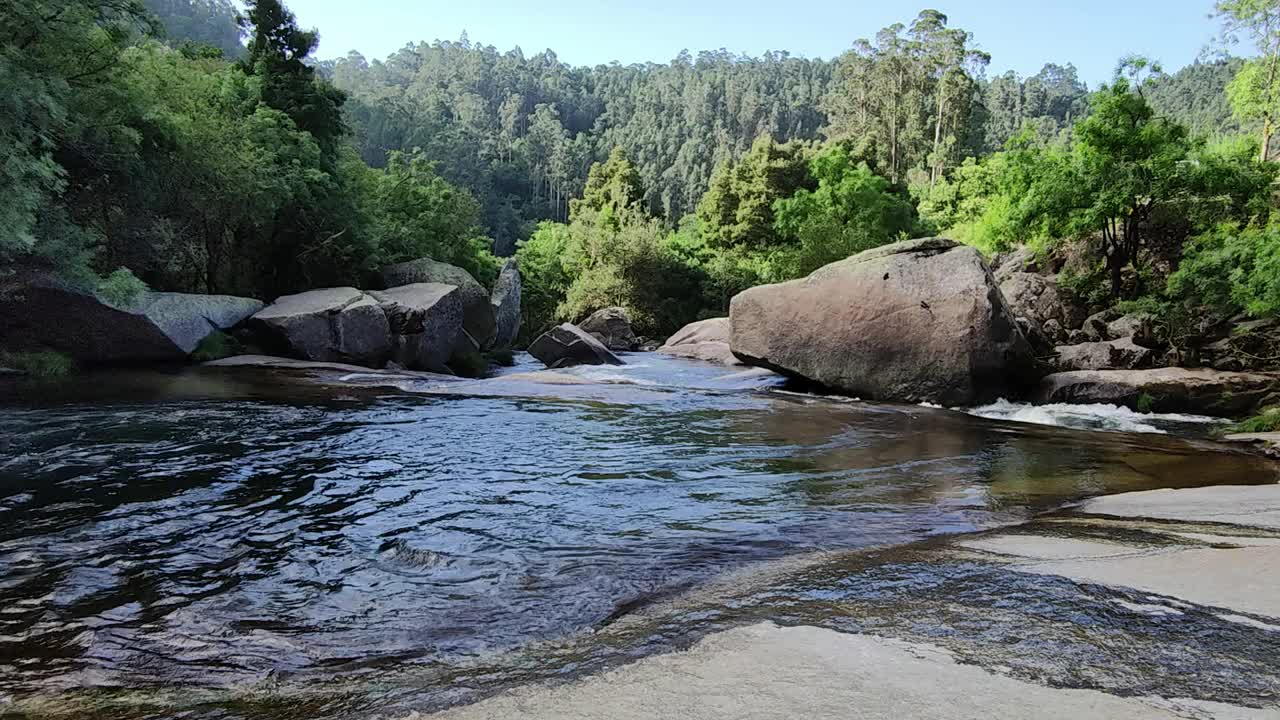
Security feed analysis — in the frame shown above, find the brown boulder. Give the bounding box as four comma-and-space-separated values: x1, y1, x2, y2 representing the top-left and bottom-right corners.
659, 318, 740, 365
1034, 368, 1280, 417
579, 307, 638, 351
729, 238, 1039, 405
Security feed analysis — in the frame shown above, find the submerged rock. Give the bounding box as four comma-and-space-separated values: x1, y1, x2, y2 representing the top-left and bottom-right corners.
368, 283, 464, 373
1034, 367, 1280, 416
729, 238, 1039, 405
379, 258, 496, 349
658, 317, 740, 365
490, 258, 522, 350
528, 323, 624, 368
579, 306, 638, 351
0, 275, 263, 364
249, 287, 390, 368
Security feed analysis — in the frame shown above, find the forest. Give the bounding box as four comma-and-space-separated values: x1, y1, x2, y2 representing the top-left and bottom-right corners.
5, 0, 1280, 344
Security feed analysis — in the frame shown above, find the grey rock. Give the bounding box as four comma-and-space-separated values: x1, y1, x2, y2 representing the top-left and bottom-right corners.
490, 258, 522, 350
379, 258, 496, 349
1082, 310, 1116, 341
1034, 367, 1280, 416
729, 238, 1040, 405
1106, 313, 1162, 348
368, 283, 464, 373
579, 307, 638, 351
528, 323, 624, 368
250, 287, 391, 367
1054, 338, 1153, 371
0, 274, 263, 364
998, 272, 1087, 340
658, 317, 741, 365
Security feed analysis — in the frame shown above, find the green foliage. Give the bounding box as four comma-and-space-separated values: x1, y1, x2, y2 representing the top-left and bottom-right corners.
97, 268, 150, 305
0, 351, 76, 378
191, 330, 242, 361
1229, 406, 1280, 433
1136, 392, 1156, 413
773, 145, 917, 275
143, 0, 243, 58
1171, 223, 1280, 318
695, 136, 813, 248
367, 150, 500, 285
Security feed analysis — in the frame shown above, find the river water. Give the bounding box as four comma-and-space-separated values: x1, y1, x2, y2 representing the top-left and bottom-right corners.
0, 354, 1275, 718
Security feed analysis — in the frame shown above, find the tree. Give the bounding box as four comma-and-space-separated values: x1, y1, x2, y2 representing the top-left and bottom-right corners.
773, 145, 917, 275
1216, 0, 1280, 159
238, 0, 345, 154
695, 135, 812, 248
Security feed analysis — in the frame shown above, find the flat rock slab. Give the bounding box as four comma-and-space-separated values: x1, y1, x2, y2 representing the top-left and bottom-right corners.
956, 535, 1141, 560
1020, 546, 1280, 619
1077, 484, 1280, 530
422, 623, 1268, 720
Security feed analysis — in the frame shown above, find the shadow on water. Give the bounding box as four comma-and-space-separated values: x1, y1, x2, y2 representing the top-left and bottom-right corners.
0, 357, 1276, 718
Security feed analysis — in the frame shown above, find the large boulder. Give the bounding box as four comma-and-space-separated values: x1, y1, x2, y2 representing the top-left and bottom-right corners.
379, 258, 496, 349
490, 258, 522, 350
249, 287, 390, 367
1034, 368, 1280, 417
368, 284, 464, 373
658, 318, 741, 366
0, 275, 263, 364
579, 307, 638, 351
729, 238, 1040, 405
529, 323, 624, 368
1054, 338, 1153, 371
998, 272, 1087, 342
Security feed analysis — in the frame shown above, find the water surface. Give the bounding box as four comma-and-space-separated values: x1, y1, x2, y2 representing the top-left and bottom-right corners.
0, 355, 1274, 717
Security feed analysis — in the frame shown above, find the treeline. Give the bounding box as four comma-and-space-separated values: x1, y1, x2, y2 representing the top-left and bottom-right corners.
7, 0, 1277, 354
2, 0, 500, 302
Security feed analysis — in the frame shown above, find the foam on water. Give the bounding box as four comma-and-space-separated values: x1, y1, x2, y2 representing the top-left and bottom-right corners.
969, 399, 1223, 435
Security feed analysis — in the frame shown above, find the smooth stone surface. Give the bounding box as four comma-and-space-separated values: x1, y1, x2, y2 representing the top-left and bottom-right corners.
658, 317, 740, 365
957, 535, 1140, 560
1034, 367, 1280, 417
528, 323, 625, 368
0, 276, 263, 364
1078, 485, 1280, 530
1054, 337, 1152, 371
490, 258, 522, 350
250, 287, 391, 367
380, 258, 496, 349
369, 283, 464, 373
729, 238, 1039, 405
421, 622, 1266, 720
579, 307, 638, 351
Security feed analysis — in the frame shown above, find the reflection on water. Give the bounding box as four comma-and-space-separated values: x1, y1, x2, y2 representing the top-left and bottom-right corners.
0, 355, 1275, 718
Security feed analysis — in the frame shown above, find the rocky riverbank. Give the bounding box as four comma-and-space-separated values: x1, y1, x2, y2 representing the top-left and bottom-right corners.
419, 483, 1280, 720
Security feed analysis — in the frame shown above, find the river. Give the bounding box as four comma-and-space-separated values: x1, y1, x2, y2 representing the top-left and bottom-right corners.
1, 354, 1275, 718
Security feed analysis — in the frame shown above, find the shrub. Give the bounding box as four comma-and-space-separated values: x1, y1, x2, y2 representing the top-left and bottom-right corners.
97, 268, 149, 306
0, 350, 75, 377
191, 331, 242, 362
1228, 406, 1280, 434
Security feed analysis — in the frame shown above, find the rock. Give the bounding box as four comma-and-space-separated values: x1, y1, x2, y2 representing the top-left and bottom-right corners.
1016, 316, 1054, 358
658, 317, 741, 365
0, 274, 263, 365
528, 323, 624, 368
1054, 338, 1153, 371
1082, 310, 1116, 341
379, 258, 496, 350
579, 307, 638, 351
367, 284, 464, 373
998, 272, 1087, 341
1033, 367, 1280, 417
489, 258, 522, 350
1065, 328, 1087, 345
729, 238, 1040, 405
1106, 313, 1161, 348
990, 245, 1041, 283
635, 336, 661, 352
249, 287, 391, 367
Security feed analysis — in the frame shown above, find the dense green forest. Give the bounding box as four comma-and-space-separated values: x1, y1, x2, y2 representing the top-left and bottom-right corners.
5, 0, 1280, 345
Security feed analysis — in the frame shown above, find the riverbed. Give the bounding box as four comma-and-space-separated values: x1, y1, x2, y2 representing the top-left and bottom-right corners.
1, 354, 1276, 718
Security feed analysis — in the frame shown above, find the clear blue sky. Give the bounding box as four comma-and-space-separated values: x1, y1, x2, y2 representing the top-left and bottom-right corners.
286, 0, 1231, 87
